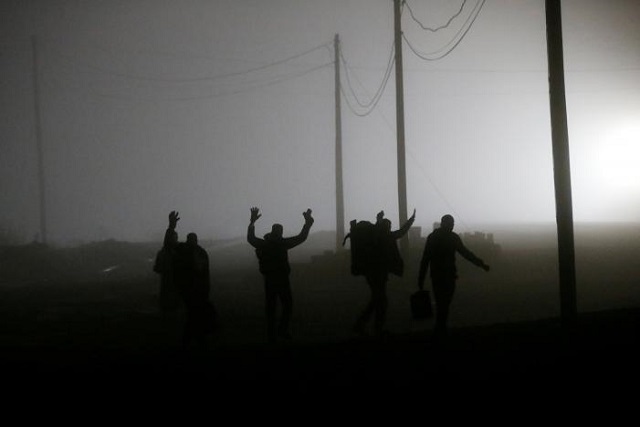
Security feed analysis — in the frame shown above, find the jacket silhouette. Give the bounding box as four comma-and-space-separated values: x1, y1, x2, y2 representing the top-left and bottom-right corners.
350, 209, 415, 338
247, 207, 314, 343
418, 214, 490, 340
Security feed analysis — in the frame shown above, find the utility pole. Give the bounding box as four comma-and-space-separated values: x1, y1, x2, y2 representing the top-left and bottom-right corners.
334, 34, 345, 252
31, 35, 48, 245
393, 0, 409, 251
545, 0, 577, 324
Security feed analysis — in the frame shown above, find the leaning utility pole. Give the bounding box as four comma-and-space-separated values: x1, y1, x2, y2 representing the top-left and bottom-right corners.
334, 34, 345, 251
31, 35, 48, 245
393, 0, 409, 251
545, 0, 577, 324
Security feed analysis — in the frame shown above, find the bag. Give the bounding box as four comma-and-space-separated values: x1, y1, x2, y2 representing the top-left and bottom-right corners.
343, 220, 377, 276
410, 290, 433, 320
344, 219, 406, 278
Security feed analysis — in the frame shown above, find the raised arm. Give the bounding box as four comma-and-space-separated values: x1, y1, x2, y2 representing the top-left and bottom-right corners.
247, 207, 265, 248
163, 210, 180, 248
283, 208, 314, 249
391, 209, 416, 239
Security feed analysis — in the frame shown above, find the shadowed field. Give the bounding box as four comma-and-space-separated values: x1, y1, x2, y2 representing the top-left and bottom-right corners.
1, 224, 639, 399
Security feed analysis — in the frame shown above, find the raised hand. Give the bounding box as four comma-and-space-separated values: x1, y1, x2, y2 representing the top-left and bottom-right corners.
376, 210, 385, 222
250, 207, 261, 224
409, 209, 416, 221
303, 208, 314, 225
168, 211, 180, 228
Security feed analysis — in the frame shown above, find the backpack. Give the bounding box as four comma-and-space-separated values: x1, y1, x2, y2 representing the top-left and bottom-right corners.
343, 220, 377, 276
343, 219, 404, 277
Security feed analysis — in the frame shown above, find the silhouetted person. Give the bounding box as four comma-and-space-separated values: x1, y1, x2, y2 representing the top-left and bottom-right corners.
351, 209, 415, 338
247, 207, 314, 343
417, 214, 490, 341
153, 211, 182, 313
174, 231, 216, 351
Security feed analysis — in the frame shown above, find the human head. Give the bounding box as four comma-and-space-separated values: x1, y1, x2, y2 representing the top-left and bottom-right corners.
186, 232, 198, 246
270, 224, 283, 239
440, 214, 454, 232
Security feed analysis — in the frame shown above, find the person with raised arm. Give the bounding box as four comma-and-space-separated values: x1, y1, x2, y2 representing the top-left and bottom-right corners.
247, 207, 314, 343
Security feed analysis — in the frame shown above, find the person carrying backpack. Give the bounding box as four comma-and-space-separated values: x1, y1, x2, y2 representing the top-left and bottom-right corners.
344, 209, 416, 338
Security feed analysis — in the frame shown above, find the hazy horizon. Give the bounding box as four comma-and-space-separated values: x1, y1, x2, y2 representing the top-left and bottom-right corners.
2, 0, 639, 245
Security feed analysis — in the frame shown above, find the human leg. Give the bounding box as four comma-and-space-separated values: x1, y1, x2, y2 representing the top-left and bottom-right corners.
264, 277, 278, 342
432, 277, 456, 338
370, 277, 388, 336
354, 277, 376, 335
277, 279, 293, 339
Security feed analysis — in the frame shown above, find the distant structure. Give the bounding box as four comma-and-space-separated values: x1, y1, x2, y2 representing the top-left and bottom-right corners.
412, 222, 501, 260
460, 231, 501, 260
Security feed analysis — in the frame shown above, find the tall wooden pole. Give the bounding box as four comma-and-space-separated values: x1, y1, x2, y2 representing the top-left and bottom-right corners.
545, 0, 577, 324
334, 34, 345, 252
394, 0, 409, 250
31, 35, 48, 245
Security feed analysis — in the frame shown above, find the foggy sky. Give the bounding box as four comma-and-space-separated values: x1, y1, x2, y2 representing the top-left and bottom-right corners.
1, 0, 639, 245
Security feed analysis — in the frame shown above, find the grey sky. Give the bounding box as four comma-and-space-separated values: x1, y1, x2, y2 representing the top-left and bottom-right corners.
1, 0, 639, 245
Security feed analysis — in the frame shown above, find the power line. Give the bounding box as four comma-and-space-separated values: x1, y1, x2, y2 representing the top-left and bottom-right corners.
339, 41, 395, 112
408, 145, 471, 231
339, 57, 395, 117
403, 0, 485, 61
371, 106, 471, 231
63, 61, 333, 103
403, 0, 484, 61
404, 0, 468, 32
48, 40, 332, 83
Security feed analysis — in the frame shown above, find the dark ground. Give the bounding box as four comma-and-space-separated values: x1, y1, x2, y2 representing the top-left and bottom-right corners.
1, 234, 639, 409
1, 282, 638, 417
2, 289, 638, 391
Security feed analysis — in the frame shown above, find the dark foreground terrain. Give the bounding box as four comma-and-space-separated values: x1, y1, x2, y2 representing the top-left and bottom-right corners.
1, 280, 638, 394
1, 228, 639, 408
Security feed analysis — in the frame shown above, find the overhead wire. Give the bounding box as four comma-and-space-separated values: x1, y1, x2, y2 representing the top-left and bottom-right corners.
339, 42, 396, 116
339, 0, 485, 116
47, 40, 332, 83
336, 0, 405, 118
339, 1, 472, 226
340, 46, 394, 109
404, 0, 468, 32
371, 106, 471, 231
339, 62, 394, 117
400, 0, 487, 229
42, 37, 335, 102
85, 62, 333, 102
403, 0, 486, 61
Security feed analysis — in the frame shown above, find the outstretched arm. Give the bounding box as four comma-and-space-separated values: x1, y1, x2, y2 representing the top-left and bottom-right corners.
455, 236, 490, 271
391, 209, 416, 239
247, 207, 264, 248
284, 209, 314, 249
